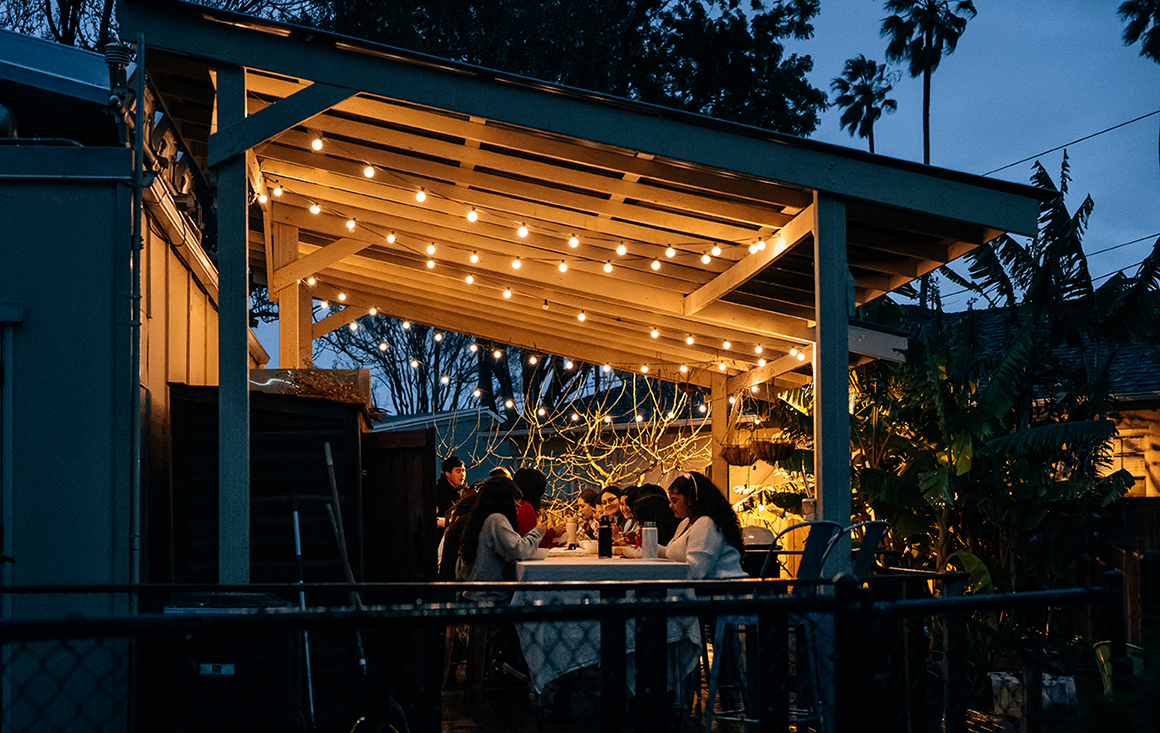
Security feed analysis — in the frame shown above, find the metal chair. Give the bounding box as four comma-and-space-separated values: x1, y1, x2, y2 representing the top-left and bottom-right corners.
705, 520, 843, 732
822, 520, 891, 579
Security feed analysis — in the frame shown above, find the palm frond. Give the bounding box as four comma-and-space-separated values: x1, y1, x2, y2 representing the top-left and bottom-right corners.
984, 419, 1118, 457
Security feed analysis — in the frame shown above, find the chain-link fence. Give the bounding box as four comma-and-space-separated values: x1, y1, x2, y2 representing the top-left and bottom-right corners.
0, 572, 1142, 733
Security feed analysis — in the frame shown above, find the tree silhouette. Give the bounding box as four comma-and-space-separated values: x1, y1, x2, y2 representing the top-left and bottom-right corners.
830, 55, 899, 153
1119, 1, 1160, 170
880, 0, 977, 165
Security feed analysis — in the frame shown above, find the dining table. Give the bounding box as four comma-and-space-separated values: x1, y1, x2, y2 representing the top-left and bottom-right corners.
511, 548, 702, 698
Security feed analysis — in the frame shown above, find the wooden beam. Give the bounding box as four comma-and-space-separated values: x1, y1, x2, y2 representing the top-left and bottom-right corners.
269, 234, 376, 292
684, 205, 814, 315
208, 80, 355, 167
848, 325, 908, 363
725, 347, 814, 393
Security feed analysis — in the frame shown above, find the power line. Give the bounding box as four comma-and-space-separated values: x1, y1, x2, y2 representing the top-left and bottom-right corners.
982, 108, 1160, 176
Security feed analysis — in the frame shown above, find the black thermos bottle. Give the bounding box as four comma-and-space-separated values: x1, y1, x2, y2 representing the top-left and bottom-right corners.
598, 516, 612, 558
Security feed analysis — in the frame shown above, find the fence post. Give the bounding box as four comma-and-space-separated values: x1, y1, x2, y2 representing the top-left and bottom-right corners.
755, 596, 789, 733
942, 574, 967, 733
833, 575, 863, 733
634, 589, 667, 733
1105, 570, 1132, 695
1140, 550, 1160, 674
602, 587, 628, 732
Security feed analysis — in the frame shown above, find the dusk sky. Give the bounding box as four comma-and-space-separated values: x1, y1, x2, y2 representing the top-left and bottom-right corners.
786, 1, 1160, 311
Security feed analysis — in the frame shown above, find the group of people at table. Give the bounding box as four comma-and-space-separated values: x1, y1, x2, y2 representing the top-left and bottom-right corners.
434, 457, 747, 597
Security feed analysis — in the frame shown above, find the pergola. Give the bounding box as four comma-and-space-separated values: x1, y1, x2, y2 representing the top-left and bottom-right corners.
121, 0, 1042, 582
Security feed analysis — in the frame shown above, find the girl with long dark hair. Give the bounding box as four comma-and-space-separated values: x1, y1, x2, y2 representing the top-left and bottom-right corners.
458, 475, 545, 601
660, 471, 746, 580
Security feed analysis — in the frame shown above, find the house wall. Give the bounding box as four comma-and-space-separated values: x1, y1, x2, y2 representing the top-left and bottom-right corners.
1114, 408, 1160, 498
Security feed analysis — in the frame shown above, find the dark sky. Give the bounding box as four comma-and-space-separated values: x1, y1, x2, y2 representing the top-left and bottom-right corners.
786, 1, 1160, 311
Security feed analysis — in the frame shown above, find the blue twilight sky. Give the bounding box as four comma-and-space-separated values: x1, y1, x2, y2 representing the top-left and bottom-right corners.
785, 0, 1160, 310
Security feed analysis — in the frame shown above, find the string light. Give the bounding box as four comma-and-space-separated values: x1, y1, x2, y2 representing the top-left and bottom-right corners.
685, 335, 694, 345
757, 238, 766, 251
729, 396, 736, 404
426, 259, 435, 269
603, 262, 613, 273
503, 288, 512, 298
517, 225, 528, 238
797, 351, 806, 361
564, 359, 574, 370
603, 364, 611, 373
493, 348, 503, 359
473, 388, 481, 398
542, 299, 550, 310
578, 311, 586, 321
348, 322, 358, 331
469, 343, 478, 352
529, 355, 538, 365
441, 375, 450, 385
538, 407, 546, 416
698, 404, 707, 413
604, 415, 612, 423
665, 247, 676, 258
426, 243, 436, 255
402, 320, 411, 329
387, 233, 396, 244
363, 165, 375, 178
568, 235, 579, 248
749, 243, 759, 254
434, 332, 443, 342
718, 362, 726, 371
789, 347, 798, 356
470, 252, 479, 264
311, 136, 323, 151
758, 358, 766, 367
650, 328, 660, 338
368, 307, 377, 315
701, 254, 711, 264
679, 365, 688, 373
667, 411, 675, 419
722, 341, 731, 350
558, 261, 568, 273
651, 260, 661, 270
415, 189, 426, 203
346, 219, 356, 230
467, 208, 478, 222
258, 193, 268, 204
306, 276, 316, 286
338, 293, 346, 301
640, 365, 649, 373
571, 413, 580, 421
750, 385, 759, 393
616, 244, 627, 256
272, 186, 283, 196
512, 258, 521, 270
378, 342, 388, 351
410, 359, 419, 368
319, 300, 329, 309
465, 275, 474, 284
754, 345, 763, 354
506, 399, 514, 408
635, 414, 643, 422
711, 245, 721, 256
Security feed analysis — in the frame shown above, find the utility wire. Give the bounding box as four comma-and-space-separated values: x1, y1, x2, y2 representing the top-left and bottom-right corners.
982, 108, 1160, 176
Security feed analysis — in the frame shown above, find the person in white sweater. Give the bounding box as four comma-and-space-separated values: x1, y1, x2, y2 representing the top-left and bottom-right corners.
457, 476, 545, 602
660, 471, 746, 580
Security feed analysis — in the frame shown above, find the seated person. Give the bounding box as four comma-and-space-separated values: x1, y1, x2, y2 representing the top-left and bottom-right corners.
629, 491, 681, 545
658, 472, 746, 580
514, 467, 566, 547
577, 488, 602, 539
600, 485, 626, 528
457, 476, 546, 602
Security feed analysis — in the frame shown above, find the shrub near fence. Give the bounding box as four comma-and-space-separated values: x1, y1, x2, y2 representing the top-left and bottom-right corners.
0, 572, 1142, 733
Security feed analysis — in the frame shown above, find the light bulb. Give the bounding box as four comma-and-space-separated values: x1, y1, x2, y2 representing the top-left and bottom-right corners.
320, 300, 329, 309
410, 359, 419, 368
415, 189, 426, 202
306, 276, 316, 286
465, 275, 474, 284
665, 247, 676, 258
651, 260, 661, 270
426, 243, 435, 255
790, 347, 798, 356
729, 396, 736, 404
378, 342, 388, 351
604, 416, 612, 423
467, 208, 478, 222
616, 244, 627, 256
711, 245, 721, 256
751, 385, 759, 393
603, 364, 611, 373
512, 258, 521, 270
758, 358, 766, 367
272, 186, 283, 196
473, 389, 481, 398
757, 239, 766, 250
258, 193, 268, 204
387, 233, 396, 244
701, 254, 711, 264
558, 261, 568, 273
723, 340, 731, 350
641, 365, 649, 373
568, 235, 579, 248
503, 288, 512, 299
402, 320, 411, 329
578, 311, 586, 321
309, 203, 321, 214
368, 307, 377, 315
699, 404, 707, 413
517, 225, 528, 238
426, 259, 435, 269
338, 293, 346, 301
506, 399, 514, 408
679, 365, 688, 373
650, 328, 659, 339
469, 252, 479, 263
493, 349, 503, 359
718, 362, 726, 371
349, 322, 358, 331
542, 299, 550, 310
571, 413, 580, 421
529, 355, 538, 365
311, 136, 323, 151
755, 345, 763, 354
364, 165, 375, 178
346, 219, 356, 230
565, 360, 573, 370
469, 343, 478, 352
797, 351, 806, 361
636, 415, 643, 422
434, 332, 443, 342
749, 244, 758, 254
667, 411, 675, 419
538, 407, 546, 416
441, 375, 450, 385
603, 262, 613, 273
686, 335, 694, 345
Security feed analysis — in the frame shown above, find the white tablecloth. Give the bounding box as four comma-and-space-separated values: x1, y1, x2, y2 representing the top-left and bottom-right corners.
512, 551, 701, 694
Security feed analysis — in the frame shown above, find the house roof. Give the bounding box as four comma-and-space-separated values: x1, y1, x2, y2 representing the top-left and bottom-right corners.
119, 0, 1044, 392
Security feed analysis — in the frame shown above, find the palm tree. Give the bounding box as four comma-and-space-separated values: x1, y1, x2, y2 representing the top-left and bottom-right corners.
1119, 1, 1160, 169
880, 0, 977, 165
830, 55, 899, 153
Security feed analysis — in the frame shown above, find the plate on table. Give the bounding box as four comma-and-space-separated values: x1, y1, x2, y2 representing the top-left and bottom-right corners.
527, 547, 551, 560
